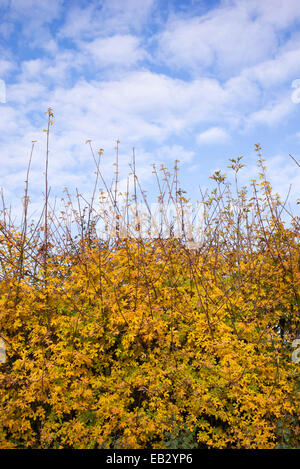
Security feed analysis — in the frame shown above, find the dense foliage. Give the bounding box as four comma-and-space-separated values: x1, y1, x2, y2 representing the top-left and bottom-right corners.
0, 114, 299, 448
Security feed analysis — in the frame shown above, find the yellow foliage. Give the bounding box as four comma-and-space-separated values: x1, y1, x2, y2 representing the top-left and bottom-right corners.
0, 144, 299, 449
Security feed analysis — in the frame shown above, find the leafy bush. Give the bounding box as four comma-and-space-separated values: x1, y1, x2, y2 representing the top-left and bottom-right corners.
0, 113, 299, 448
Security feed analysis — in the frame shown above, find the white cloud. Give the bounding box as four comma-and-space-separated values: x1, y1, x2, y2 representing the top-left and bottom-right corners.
155, 144, 195, 163
100, 0, 155, 31
7, 80, 47, 106
80, 35, 148, 67
45, 71, 233, 150
247, 96, 294, 127
59, 0, 155, 40
239, 0, 300, 29
0, 59, 15, 75
237, 47, 300, 91
0, 70, 227, 215
156, 2, 277, 76
196, 127, 230, 145
1, 0, 300, 221
154, 0, 300, 87
58, 3, 97, 40
8, 0, 63, 23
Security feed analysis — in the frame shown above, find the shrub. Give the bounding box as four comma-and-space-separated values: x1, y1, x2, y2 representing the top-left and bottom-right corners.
0, 113, 299, 448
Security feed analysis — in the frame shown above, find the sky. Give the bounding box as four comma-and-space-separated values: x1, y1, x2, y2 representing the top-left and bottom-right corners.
0, 0, 300, 224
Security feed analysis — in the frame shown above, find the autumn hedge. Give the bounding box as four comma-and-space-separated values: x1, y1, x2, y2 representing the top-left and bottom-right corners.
0, 111, 299, 448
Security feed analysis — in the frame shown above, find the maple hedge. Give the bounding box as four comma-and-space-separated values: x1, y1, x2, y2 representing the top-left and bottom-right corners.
0, 117, 299, 448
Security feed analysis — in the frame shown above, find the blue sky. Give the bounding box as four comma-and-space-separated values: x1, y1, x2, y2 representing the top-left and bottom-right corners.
0, 0, 300, 222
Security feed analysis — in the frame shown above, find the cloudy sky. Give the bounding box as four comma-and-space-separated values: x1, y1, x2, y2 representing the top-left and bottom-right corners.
0, 0, 300, 221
